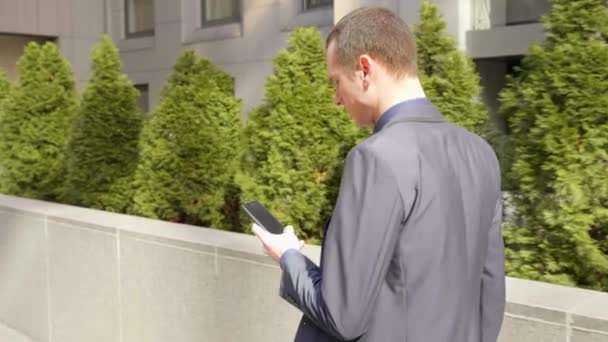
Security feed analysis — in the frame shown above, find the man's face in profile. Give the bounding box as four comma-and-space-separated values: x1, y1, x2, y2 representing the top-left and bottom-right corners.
326, 41, 372, 127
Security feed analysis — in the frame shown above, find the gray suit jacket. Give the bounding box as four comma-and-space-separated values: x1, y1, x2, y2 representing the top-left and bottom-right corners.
279, 99, 505, 342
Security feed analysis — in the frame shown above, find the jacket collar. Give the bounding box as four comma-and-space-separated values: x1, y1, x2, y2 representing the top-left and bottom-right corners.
374, 98, 444, 134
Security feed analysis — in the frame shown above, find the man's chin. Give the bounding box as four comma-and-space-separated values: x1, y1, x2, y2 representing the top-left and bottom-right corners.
351, 117, 373, 129
348, 109, 374, 128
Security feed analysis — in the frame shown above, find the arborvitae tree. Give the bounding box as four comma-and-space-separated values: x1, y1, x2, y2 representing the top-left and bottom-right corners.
415, 1, 491, 136
130, 51, 242, 229
500, 0, 608, 290
0, 42, 78, 200
159, 50, 234, 97
239, 27, 364, 242
0, 68, 10, 122
415, 1, 516, 190
0, 68, 9, 101
62, 36, 143, 212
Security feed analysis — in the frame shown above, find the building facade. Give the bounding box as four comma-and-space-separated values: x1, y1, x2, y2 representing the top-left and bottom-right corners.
0, 0, 550, 119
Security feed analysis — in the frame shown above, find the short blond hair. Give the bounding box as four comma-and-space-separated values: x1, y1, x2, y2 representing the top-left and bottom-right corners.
327, 7, 418, 79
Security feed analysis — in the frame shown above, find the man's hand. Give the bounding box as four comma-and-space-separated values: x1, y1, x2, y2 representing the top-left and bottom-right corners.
252, 224, 305, 263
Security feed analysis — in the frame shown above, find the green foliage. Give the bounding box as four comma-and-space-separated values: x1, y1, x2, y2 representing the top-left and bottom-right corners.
0, 68, 10, 122
0, 42, 78, 200
501, 0, 608, 290
239, 27, 365, 242
130, 51, 242, 229
0, 68, 9, 102
62, 36, 143, 212
160, 50, 235, 97
415, 1, 491, 136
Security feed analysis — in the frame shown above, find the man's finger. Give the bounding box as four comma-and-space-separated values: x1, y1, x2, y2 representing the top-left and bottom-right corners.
252, 224, 268, 240
284, 225, 294, 235
251, 223, 261, 236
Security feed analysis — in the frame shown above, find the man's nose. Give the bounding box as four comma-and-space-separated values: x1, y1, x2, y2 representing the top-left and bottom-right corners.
334, 95, 342, 106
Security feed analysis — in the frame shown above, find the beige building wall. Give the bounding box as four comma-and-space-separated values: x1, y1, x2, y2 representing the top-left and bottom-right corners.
108, 0, 547, 116
0, 0, 106, 89
109, 0, 479, 115
0, 0, 550, 117
107, 0, 335, 117
0, 34, 53, 80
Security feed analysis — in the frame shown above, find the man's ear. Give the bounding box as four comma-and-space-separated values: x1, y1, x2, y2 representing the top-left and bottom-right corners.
358, 55, 372, 89
358, 55, 372, 80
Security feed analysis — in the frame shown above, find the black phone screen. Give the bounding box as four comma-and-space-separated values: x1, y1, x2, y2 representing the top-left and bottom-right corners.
241, 201, 284, 234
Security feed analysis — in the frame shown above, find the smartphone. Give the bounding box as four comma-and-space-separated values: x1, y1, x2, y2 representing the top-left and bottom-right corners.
241, 201, 284, 234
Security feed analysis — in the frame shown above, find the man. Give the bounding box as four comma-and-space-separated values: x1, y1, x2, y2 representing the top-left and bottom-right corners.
253, 6, 505, 342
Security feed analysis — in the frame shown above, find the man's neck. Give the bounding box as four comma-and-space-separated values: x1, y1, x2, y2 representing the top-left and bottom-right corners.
372, 77, 427, 124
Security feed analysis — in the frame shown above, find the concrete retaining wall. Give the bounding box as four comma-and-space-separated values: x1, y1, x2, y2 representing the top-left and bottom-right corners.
0, 194, 606, 342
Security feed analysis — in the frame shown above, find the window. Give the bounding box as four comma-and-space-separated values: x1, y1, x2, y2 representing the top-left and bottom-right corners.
279, 0, 334, 32
303, 0, 333, 11
202, 0, 241, 27
125, 0, 155, 38
134, 84, 150, 112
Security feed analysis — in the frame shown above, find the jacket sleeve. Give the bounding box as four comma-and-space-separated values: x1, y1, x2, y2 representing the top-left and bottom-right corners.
279, 146, 416, 341
480, 197, 506, 342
